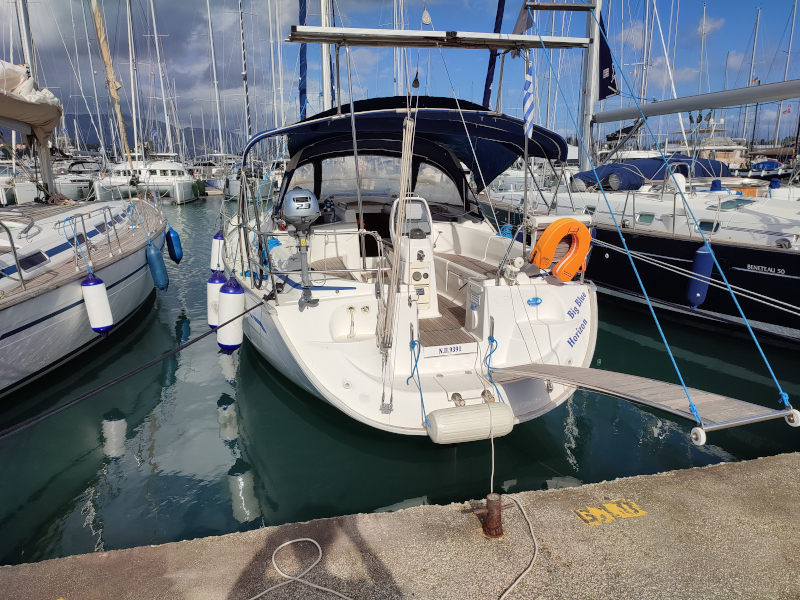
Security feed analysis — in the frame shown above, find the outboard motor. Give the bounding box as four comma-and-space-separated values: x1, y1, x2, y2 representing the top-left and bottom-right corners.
282, 188, 321, 310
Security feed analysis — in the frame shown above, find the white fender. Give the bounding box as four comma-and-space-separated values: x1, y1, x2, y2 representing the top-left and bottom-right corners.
217, 277, 245, 353
81, 273, 114, 337
207, 271, 227, 329
210, 229, 224, 271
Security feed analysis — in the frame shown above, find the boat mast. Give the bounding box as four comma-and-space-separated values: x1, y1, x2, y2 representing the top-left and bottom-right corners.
190, 113, 196, 157
578, 0, 603, 170
149, 0, 173, 153
124, 0, 139, 156
205, 0, 225, 155
9, 16, 15, 176
321, 0, 332, 110
15, 0, 36, 83
88, 0, 134, 171
277, 0, 285, 127
743, 8, 760, 143
15, 0, 54, 193
267, 0, 278, 132
237, 0, 252, 138
698, 2, 705, 95
201, 108, 207, 155
81, 0, 106, 155
775, 0, 798, 146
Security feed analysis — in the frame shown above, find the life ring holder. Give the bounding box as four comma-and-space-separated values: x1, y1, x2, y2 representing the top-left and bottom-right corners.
529, 218, 592, 282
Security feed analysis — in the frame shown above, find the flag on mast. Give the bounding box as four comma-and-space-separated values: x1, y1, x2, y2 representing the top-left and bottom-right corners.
523, 59, 535, 137
783, 106, 791, 115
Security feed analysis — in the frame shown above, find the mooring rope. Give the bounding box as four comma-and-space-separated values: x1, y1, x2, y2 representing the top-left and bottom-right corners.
584, 9, 790, 410
0, 301, 264, 442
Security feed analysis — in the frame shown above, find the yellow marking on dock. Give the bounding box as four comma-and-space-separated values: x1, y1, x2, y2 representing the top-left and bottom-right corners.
572, 498, 646, 526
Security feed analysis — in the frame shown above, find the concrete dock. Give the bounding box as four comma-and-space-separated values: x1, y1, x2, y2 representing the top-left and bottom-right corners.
2, 453, 798, 600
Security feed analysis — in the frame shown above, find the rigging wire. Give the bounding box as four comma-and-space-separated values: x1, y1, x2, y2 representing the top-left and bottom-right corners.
586, 8, 790, 408
528, 10, 703, 423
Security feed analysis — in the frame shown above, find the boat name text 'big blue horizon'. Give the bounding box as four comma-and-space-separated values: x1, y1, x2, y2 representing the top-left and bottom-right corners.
567, 292, 588, 320
567, 319, 588, 348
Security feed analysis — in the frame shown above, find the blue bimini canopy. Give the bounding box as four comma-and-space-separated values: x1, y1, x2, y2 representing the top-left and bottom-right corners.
574, 154, 731, 190
242, 96, 567, 192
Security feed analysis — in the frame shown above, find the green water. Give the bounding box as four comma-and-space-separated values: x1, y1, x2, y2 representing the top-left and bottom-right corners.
0, 200, 798, 565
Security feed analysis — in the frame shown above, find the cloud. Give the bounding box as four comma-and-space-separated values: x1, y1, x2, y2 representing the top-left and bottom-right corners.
697, 16, 725, 36
615, 20, 645, 52
726, 51, 744, 70
645, 57, 697, 91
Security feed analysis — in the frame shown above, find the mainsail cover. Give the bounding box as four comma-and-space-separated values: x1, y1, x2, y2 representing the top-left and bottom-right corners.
0, 60, 62, 145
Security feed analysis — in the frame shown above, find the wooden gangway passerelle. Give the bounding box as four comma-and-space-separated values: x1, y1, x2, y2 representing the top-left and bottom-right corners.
491, 364, 797, 439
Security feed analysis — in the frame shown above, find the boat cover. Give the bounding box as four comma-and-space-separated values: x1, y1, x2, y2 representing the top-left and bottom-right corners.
752, 160, 783, 171
574, 154, 732, 190
0, 60, 62, 145
243, 96, 567, 191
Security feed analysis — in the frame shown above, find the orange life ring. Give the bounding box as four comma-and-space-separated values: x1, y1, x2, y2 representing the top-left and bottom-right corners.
529, 218, 592, 282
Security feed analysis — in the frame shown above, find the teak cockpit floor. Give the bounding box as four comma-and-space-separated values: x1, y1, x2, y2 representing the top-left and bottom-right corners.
309, 256, 356, 280
434, 253, 497, 279
418, 295, 474, 347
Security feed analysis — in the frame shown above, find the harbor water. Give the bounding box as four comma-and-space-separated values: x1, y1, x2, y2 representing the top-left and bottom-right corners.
0, 200, 798, 565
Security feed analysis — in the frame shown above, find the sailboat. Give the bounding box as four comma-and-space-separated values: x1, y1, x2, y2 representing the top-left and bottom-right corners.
215, 93, 598, 443
0, 0, 171, 396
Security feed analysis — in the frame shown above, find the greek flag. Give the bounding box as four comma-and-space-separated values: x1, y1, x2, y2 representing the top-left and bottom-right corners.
523, 61, 535, 138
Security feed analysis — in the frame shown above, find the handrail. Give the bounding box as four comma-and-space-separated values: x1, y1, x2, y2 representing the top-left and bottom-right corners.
0, 221, 26, 291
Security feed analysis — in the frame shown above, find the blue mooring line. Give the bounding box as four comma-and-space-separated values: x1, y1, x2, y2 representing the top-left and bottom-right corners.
529, 10, 701, 423
584, 9, 790, 411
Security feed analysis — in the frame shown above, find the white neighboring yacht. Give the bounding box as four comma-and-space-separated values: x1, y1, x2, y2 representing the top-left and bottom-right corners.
94, 157, 201, 204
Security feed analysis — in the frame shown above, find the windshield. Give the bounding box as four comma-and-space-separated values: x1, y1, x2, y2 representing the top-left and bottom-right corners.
289, 155, 462, 206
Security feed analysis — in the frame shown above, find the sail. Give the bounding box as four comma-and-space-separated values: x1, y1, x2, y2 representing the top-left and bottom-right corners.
598, 13, 619, 101
0, 60, 62, 145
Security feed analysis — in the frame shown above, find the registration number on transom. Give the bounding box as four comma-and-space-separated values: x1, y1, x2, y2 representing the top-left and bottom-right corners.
423, 343, 478, 358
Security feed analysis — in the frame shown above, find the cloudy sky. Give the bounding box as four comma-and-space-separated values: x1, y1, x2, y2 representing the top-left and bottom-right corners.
2, 0, 798, 151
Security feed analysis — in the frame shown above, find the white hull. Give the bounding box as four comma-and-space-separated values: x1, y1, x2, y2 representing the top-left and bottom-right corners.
225, 215, 598, 439
0, 230, 164, 396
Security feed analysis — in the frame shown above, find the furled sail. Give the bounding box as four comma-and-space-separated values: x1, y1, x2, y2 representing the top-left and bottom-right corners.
0, 59, 62, 145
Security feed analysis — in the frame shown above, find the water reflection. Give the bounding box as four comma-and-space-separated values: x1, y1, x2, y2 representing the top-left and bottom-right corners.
101, 409, 127, 459
217, 394, 239, 447
227, 459, 261, 523
0, 202, 797, 567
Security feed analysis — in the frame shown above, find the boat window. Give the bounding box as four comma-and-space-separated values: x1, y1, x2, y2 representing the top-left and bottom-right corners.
68, 233, 86, 246
584, 205, 596, 215
415, 162, 461, 206
179, 171, 185, 176
718, 198, 756, 210
19, 251, 48, 271
114, 214, 125, 224
319, 156, 401, 200
149, 169, 157, 175
697, 220, 720, 233
160, 170, 169, 176
170, 170, 177, 176
290, 156, 462, 207
95, 222, 107, 233
636, 212, 655, 224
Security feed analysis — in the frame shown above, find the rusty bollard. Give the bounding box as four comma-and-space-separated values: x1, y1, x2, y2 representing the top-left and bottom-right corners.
483, 493, 503, 538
